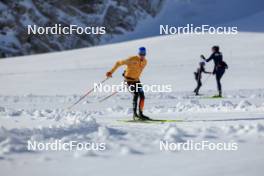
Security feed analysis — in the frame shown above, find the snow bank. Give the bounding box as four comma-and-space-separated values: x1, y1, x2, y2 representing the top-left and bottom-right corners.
0, 117, 99, 156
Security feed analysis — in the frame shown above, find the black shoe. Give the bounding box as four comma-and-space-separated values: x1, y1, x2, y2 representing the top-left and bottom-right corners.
138, 111, 151, 121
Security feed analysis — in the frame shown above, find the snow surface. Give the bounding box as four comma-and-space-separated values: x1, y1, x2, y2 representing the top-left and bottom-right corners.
0, 30, 264, 175
110, 0, 264, 43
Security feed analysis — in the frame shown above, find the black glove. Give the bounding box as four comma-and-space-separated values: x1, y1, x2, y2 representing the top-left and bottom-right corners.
200, 55, 206, 60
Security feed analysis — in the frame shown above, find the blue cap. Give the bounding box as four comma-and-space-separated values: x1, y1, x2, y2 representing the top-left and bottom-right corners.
139, 47, 146, 56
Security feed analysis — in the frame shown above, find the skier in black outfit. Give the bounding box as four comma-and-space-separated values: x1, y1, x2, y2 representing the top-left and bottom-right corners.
194, 62, 212, 95
201, 46, 228, 97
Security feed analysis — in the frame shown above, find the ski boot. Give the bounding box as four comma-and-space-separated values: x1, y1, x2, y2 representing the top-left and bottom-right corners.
212, 91, 222, 98
138, 111, 152, 121
193, 89, 199, 96
132, 102, 140, 120
219, 91, 222, 97
212, 94, 222, 98
133, 112, 141, 121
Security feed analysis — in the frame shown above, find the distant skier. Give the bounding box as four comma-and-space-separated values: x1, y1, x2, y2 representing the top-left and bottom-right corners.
201, 46, 228, 97
193, 62, 212, 95
106, 47, 151, 121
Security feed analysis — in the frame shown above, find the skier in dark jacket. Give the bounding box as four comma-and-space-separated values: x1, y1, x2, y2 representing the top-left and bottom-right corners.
201, 46, 228, 97
194, 62, 212, 95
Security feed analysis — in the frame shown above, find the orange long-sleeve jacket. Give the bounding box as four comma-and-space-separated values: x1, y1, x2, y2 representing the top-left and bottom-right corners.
109, 56, 147, 81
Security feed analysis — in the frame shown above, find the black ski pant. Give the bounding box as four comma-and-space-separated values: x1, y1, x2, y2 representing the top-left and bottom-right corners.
126, 81, 145, 115
215, 68, 225, 94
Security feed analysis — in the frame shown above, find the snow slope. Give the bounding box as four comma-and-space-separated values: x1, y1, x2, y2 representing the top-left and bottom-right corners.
110, 0, 264, 42
0, 30, 264, 175
0, 32, 264, 95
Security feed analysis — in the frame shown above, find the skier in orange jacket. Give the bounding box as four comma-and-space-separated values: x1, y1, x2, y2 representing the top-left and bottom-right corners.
106, 47, 150, 120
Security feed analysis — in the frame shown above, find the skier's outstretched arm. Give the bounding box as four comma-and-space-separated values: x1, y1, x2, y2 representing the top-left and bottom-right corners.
205, 54, 214, 62
203, 70, 212, 74
106, 59, 127, 77
200, 54, 214, 62
202, 68, 212, 74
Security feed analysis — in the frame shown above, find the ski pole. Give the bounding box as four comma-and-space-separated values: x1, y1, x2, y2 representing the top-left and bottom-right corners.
68, 77, 109, 109
99, 91, 119, 103
99, 83, 127, 103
